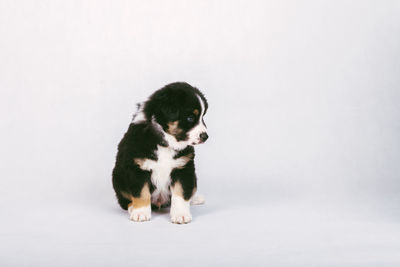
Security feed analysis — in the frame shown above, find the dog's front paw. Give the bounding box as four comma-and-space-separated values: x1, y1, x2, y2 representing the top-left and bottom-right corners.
128, 206, 151, 222
170, 210, 192, 224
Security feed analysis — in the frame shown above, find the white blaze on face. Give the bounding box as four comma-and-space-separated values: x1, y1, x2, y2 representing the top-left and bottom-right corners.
188, 94, 207, 145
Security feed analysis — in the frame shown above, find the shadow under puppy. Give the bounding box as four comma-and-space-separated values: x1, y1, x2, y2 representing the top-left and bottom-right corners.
112, 82, 209, 224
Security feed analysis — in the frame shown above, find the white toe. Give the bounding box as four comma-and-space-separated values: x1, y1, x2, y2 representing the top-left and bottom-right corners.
128, 206, 151, 222
171, 213, 192, 224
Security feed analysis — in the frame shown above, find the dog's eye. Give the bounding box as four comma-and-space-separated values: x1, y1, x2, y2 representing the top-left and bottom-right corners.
186, 115, 195, 123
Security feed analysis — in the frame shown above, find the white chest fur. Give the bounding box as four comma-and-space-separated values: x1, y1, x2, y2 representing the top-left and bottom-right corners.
150, 146, 176, 205
135, 145, 188, 206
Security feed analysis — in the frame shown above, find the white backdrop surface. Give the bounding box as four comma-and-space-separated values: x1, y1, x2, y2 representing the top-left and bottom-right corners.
1, 0, 400, 266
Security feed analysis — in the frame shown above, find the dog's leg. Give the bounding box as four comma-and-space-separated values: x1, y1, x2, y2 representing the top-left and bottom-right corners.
170, 181, 192, 224
190, 193, 205, 205
127, 183, 151, 222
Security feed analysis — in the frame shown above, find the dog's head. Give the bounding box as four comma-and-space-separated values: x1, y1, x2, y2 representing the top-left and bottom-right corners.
144, 82, 208, 147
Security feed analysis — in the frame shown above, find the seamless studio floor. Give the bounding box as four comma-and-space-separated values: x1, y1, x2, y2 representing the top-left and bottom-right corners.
1, 179, 399, 267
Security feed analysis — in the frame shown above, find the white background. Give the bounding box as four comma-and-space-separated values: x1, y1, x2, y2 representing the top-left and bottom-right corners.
1, 0, 400, 266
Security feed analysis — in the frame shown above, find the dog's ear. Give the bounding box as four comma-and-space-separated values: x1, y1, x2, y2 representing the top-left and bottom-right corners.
145, 91, 180, 123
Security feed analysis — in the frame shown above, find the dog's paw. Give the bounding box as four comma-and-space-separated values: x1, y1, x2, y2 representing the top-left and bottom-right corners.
191, 194, 205, 205
128, 206, 151, 222
171, 210, 192, 224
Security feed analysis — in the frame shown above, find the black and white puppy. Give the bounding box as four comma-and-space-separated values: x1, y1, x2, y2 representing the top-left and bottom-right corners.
112, 82, 208, 224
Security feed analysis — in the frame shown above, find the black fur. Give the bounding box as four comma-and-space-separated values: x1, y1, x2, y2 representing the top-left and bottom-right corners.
112, 82, 208, 210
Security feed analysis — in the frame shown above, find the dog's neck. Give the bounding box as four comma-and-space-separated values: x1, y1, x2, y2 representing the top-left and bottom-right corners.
131, 102, 190, 151
151, 116, 189, 151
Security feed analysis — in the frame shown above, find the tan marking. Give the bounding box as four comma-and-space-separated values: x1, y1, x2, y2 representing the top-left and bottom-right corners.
134, 158, 154, 171
171, 181, 184, 198
120, 191, 131, 201
193, 109, 199, 116
192, 186, 197, 196
171, 181, 196, 199
124, 183, 151, 209
175, 153, 194, 169
134, 158, 145, 167
167, 121, 183, 136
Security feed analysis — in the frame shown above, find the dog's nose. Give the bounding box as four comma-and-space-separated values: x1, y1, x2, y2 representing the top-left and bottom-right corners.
200, 132, 208, 142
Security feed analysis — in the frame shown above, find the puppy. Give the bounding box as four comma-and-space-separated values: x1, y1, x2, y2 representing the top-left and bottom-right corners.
112, 82, 208, 224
